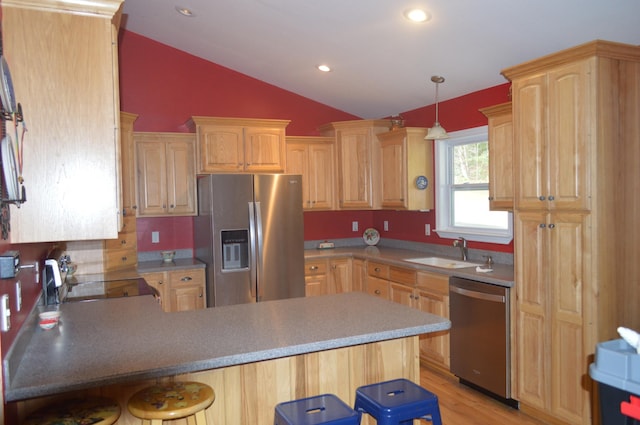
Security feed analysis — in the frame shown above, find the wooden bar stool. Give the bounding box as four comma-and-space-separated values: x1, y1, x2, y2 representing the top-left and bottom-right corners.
127, 380, 215, 425
23, 396, 120, 425
354, 378, 442, 425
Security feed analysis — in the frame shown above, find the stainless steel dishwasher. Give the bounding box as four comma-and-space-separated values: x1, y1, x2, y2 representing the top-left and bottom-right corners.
449, 276, 517, 406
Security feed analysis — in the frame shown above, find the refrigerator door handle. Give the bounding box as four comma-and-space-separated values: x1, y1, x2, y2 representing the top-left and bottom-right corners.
248, 202, 258, 300
254, 201, 263, 301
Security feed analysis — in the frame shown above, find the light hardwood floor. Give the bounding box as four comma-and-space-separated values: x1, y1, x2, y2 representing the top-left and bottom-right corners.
420, 364, 549, 425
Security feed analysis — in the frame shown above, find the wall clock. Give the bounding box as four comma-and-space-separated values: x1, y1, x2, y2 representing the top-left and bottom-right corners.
415, 175, 428, 190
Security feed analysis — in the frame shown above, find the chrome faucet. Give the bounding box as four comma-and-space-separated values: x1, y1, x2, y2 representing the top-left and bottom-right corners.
453, 237, 468, 261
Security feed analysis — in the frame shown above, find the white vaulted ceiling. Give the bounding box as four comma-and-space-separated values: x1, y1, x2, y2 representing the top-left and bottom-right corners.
121, 0, 640, 118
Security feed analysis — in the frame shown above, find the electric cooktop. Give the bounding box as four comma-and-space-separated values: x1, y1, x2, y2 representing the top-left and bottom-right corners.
62, 277, 158, 302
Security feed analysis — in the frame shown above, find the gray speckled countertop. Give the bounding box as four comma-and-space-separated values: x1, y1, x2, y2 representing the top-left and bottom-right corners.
137, 257, 206, 274
304, 246, 514, 288
4, 292, 449, 402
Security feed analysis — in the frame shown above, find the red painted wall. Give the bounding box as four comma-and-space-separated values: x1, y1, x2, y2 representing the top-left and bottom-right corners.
119, 30, 513, 254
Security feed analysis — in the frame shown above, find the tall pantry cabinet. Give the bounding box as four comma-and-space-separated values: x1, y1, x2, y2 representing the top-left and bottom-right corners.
502, 41, 640, 425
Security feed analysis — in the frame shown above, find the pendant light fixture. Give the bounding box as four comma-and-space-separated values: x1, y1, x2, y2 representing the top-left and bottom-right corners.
425, 75, 449, 140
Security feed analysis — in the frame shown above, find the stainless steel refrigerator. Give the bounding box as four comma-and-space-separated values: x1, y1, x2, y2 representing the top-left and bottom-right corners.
194, 174, 305, 307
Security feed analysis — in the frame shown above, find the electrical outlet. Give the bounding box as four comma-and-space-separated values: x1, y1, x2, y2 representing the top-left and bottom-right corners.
425, 224, 431, 236
152, 231, 160, 243
384, 221, 389, 231
352, 221, 359, 232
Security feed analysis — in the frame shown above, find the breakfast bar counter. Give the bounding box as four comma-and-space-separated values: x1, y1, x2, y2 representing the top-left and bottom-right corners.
5, 292, 449, 424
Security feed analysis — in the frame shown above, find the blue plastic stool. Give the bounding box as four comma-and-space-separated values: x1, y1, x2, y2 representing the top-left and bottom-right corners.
275, 394, 361, 425
354, 379, 442, 425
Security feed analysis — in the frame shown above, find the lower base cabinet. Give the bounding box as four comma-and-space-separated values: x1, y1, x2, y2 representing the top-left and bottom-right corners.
415, 271, 450, 369
305, 256, 451, 370
304, 257, 352, 296
140, 268, 206, 312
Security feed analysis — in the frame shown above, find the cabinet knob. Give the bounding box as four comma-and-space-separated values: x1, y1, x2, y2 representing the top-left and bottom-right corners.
309, 266, 318, 271
548, 223, 555, 229
158, 281, 164, 285
488, 196, 494, 201
181, 276, 193, 282
374, 289, 381, 295
170, 204, 175, 209
199, 292, 203, 298
548, 195, 555, 201
539, 223, 546, 228
332, 265, 337, 269
123, 291, 129, 297
374, 267, 381, 272
120, 240, 126, 245
538, 196, 546, 201
121, 256, 127, 261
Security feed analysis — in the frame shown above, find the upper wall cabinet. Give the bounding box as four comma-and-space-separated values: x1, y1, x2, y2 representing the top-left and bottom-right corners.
479, 102, 513, 211
134, 132, 197, 217
319, 120, 390, 210
2, 0, 124, 243
377, 127, 434, 211
286, 136, 335, 210
186, 117, 290, 174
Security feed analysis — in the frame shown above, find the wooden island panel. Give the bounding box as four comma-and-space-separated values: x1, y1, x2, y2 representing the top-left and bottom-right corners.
16, 337, 418, 424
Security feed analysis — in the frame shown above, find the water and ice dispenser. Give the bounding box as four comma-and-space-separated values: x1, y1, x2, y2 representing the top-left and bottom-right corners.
221, 230, 249, 270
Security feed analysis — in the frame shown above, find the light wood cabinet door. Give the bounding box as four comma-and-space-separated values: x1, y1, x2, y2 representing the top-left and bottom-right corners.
416, 271, 450, 369
351, 259, 366, 293
514, 210, 587, 422
244, 127, 286, 172
319, 119, 389, 210
304, 259, 328, 297
140, 272, 167, 310
167, 269, 206, 312
120, 112, 139, 214
513, 60, 591, 212
480, 102, 513, 211
188, 117, 290, 173
3, 0, 123, 242
378, 128, 434, 211
328, 258, 352, 294
136, 140, 167, 216
286, 137, 335, 210
166, 140, 197, 215
199, 125, 245, 172
135, 133, 197, 217
338, 129, 375, 209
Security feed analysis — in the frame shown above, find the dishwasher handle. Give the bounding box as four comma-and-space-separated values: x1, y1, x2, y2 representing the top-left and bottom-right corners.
450, 284, 505, 303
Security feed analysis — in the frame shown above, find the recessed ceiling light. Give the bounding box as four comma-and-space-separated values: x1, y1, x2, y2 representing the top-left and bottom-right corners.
175, 6, 195, 17
404, 8, 430, 23
317, 64, 331, 72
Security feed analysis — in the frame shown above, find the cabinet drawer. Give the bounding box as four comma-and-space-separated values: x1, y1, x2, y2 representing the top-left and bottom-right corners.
389, 266, 416, 285
367, 261, 389, 279
104, 248, 137, 270
305, 260, 327, 275
366, 276, 390, 299
416, 271, 449, 295
104, 230, 137, 250
168, 268, 205, 286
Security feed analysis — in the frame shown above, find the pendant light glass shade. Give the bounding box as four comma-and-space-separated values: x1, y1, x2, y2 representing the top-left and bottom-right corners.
425, 76, 449, 140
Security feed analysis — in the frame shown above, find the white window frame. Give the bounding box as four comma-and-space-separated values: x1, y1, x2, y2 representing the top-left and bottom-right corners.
434, 126, 513, 244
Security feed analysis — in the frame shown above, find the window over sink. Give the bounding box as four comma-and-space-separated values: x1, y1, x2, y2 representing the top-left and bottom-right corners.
434, 126, 513, 244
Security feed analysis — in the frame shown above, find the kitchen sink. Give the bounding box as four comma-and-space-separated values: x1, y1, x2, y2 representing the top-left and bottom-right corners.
404, 257, 480, 269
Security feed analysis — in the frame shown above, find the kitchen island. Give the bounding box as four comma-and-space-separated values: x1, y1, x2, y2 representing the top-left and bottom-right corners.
5, 292, 449, 424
